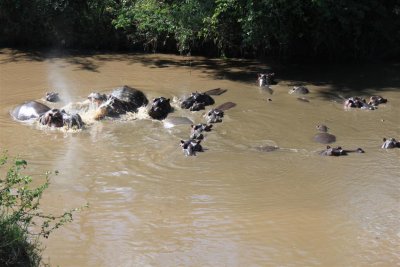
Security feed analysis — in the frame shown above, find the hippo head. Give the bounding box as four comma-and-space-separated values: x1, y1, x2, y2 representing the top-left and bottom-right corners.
320, 145, 364, 156
206, 109, 224, 124
148, 97, 172, 120
368, 95, 387, 106
180, 139, 203, 156
189, 102, 205, 111
381, 138, 400, 149
88, 92, 107, 106
61, 111, 84, 129
344, 96, 374, 109
39, 109, 64, 127
39, 109, 84, 129
316, 124, 329, 133
45, 92, 60, 102
289, 86, 309, 95
258, 73, 275, 86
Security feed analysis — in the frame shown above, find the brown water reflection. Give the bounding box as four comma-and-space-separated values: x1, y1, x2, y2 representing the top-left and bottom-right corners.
0, 49, 399, 266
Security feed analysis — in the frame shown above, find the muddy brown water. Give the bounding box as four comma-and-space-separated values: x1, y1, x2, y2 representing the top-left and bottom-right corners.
1, 49, 399, 266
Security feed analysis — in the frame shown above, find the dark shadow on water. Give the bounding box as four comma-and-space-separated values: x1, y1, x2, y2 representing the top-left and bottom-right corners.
1, 48, 399, 99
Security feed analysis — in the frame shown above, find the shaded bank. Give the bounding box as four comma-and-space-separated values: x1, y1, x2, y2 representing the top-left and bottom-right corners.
1, 0, 399, 61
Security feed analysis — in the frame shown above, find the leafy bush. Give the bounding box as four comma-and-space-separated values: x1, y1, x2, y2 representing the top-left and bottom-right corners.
0, 151, 83, 267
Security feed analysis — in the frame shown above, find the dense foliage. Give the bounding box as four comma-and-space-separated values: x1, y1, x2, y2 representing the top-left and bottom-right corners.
1, 0, 399, 61
0, 152, 82, 266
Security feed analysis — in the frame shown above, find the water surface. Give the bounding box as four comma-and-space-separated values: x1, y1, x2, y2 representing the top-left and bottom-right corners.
0, 49, 399, 266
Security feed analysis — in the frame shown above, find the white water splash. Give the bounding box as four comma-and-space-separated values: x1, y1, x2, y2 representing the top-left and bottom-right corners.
47, 62, 73, 104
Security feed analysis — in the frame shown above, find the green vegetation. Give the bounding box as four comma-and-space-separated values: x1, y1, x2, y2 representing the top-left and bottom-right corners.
0, 152, 81, 267
1, 0, 399, 61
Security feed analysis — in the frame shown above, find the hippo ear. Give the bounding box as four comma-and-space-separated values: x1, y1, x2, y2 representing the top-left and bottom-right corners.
180, 140, 185, 144
326, 146, 331, 149
382, 137, 386, 142
167, 98, 170, 102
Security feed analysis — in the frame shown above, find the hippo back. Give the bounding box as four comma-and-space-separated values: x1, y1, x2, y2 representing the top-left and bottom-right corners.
11, 101, 50, 121
111, 85, 149, 110
313, 132, 336, 144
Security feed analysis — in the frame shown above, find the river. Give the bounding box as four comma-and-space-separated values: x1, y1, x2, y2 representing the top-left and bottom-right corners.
0, 49, 399, 266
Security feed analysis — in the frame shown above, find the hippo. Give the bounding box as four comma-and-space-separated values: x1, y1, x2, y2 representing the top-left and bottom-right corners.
180, 139, 203, 156
381, 138, 400, 149
190, 123, 213, 140
258, 73, 276, 86
204, 102, 236, 124
181, 92, 215, 111
313, 125, 336, 144
255, 145, 280, 152
148, 97, 172, 120
368, 95, 387, 106
163, 116, 193, 128
45, 92, 60, 102
11, 101, 51, 121
319, 146, 365, 156
289, 86, 309, 95
203, 88, 227, 96
88, 85, 149, 120
39, 109, 84, 129
344, 97, 375, 110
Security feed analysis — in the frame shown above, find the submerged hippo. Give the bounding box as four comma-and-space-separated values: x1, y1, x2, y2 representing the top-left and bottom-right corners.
180, 139, 203, 156
163, 116, 193, 128
148, 97, 172, 120
258, 73, 276, 86
381, 138, 400, 149
255, 145, 280, 152
88, 85, 149, 120
319, 146, 365, 156
289, 86, 309, 95
11, 101, 51, 121
39, 109, 84, 129
313, 125, 336, 144
45, 92, 60, 102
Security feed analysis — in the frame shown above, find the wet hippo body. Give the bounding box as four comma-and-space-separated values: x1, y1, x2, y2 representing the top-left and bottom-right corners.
381, 138, 400, 149
148, 97, 172, 120
344, 96, 375, 110
289, 86, 309, 95
319, 146, 365, 156
89, 85, 149, 119
181, 92, 215, 111
11, 101, 51, 121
